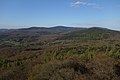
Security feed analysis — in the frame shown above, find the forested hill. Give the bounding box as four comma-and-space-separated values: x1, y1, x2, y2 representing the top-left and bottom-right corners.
0, 26, 120, 80
0, 26, 119, 41
59, 27, 120, 40
0, 26, 83, 40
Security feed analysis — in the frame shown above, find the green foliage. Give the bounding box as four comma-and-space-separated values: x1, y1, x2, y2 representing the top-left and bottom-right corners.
86, 52, 96, 60
79, 54, 86, 59
106, 46, 120, 59
81, 47, 96, 60
114, 49, 120, 59
43, 50, 50, 54
43, 46, 97, 61
79, 48, 96, 60
0, 59, 22, 69
0, 59, 11, 69
43, 58, 51, 63
15, 59, 22, 66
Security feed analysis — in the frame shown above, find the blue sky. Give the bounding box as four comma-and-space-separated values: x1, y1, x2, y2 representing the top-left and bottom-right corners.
0, 0, 120, 30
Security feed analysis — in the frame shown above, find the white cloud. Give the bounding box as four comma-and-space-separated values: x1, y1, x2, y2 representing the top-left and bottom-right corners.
70, 1, 85, 7
70, 1, 102, 9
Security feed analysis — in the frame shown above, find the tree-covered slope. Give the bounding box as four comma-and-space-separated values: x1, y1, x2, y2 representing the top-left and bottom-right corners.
59, 27, 120, 40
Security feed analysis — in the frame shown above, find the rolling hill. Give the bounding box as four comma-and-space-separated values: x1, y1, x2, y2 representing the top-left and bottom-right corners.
0, 26, 120, 80
59, 27, 120, 40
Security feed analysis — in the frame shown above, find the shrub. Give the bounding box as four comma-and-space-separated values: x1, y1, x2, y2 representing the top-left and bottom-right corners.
114, 49, 120, 59
28, 60, 91, 80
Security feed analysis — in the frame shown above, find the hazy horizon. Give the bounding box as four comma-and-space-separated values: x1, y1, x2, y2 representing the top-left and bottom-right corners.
0, 25, 119, 31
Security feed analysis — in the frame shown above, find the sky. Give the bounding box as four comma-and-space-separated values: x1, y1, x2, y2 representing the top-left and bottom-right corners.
0, 0, 120, 30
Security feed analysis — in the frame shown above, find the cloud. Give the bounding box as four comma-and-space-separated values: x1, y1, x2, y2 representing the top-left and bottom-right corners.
70, 1, 102, 9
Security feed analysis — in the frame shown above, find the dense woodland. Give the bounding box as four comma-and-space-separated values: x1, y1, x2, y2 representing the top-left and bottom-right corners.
0, 26, 120, 80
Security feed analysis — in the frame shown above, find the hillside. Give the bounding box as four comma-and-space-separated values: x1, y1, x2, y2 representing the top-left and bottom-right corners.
59, 27, 120, 40
0, 26, 83, 41
0, 26, 120, 80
